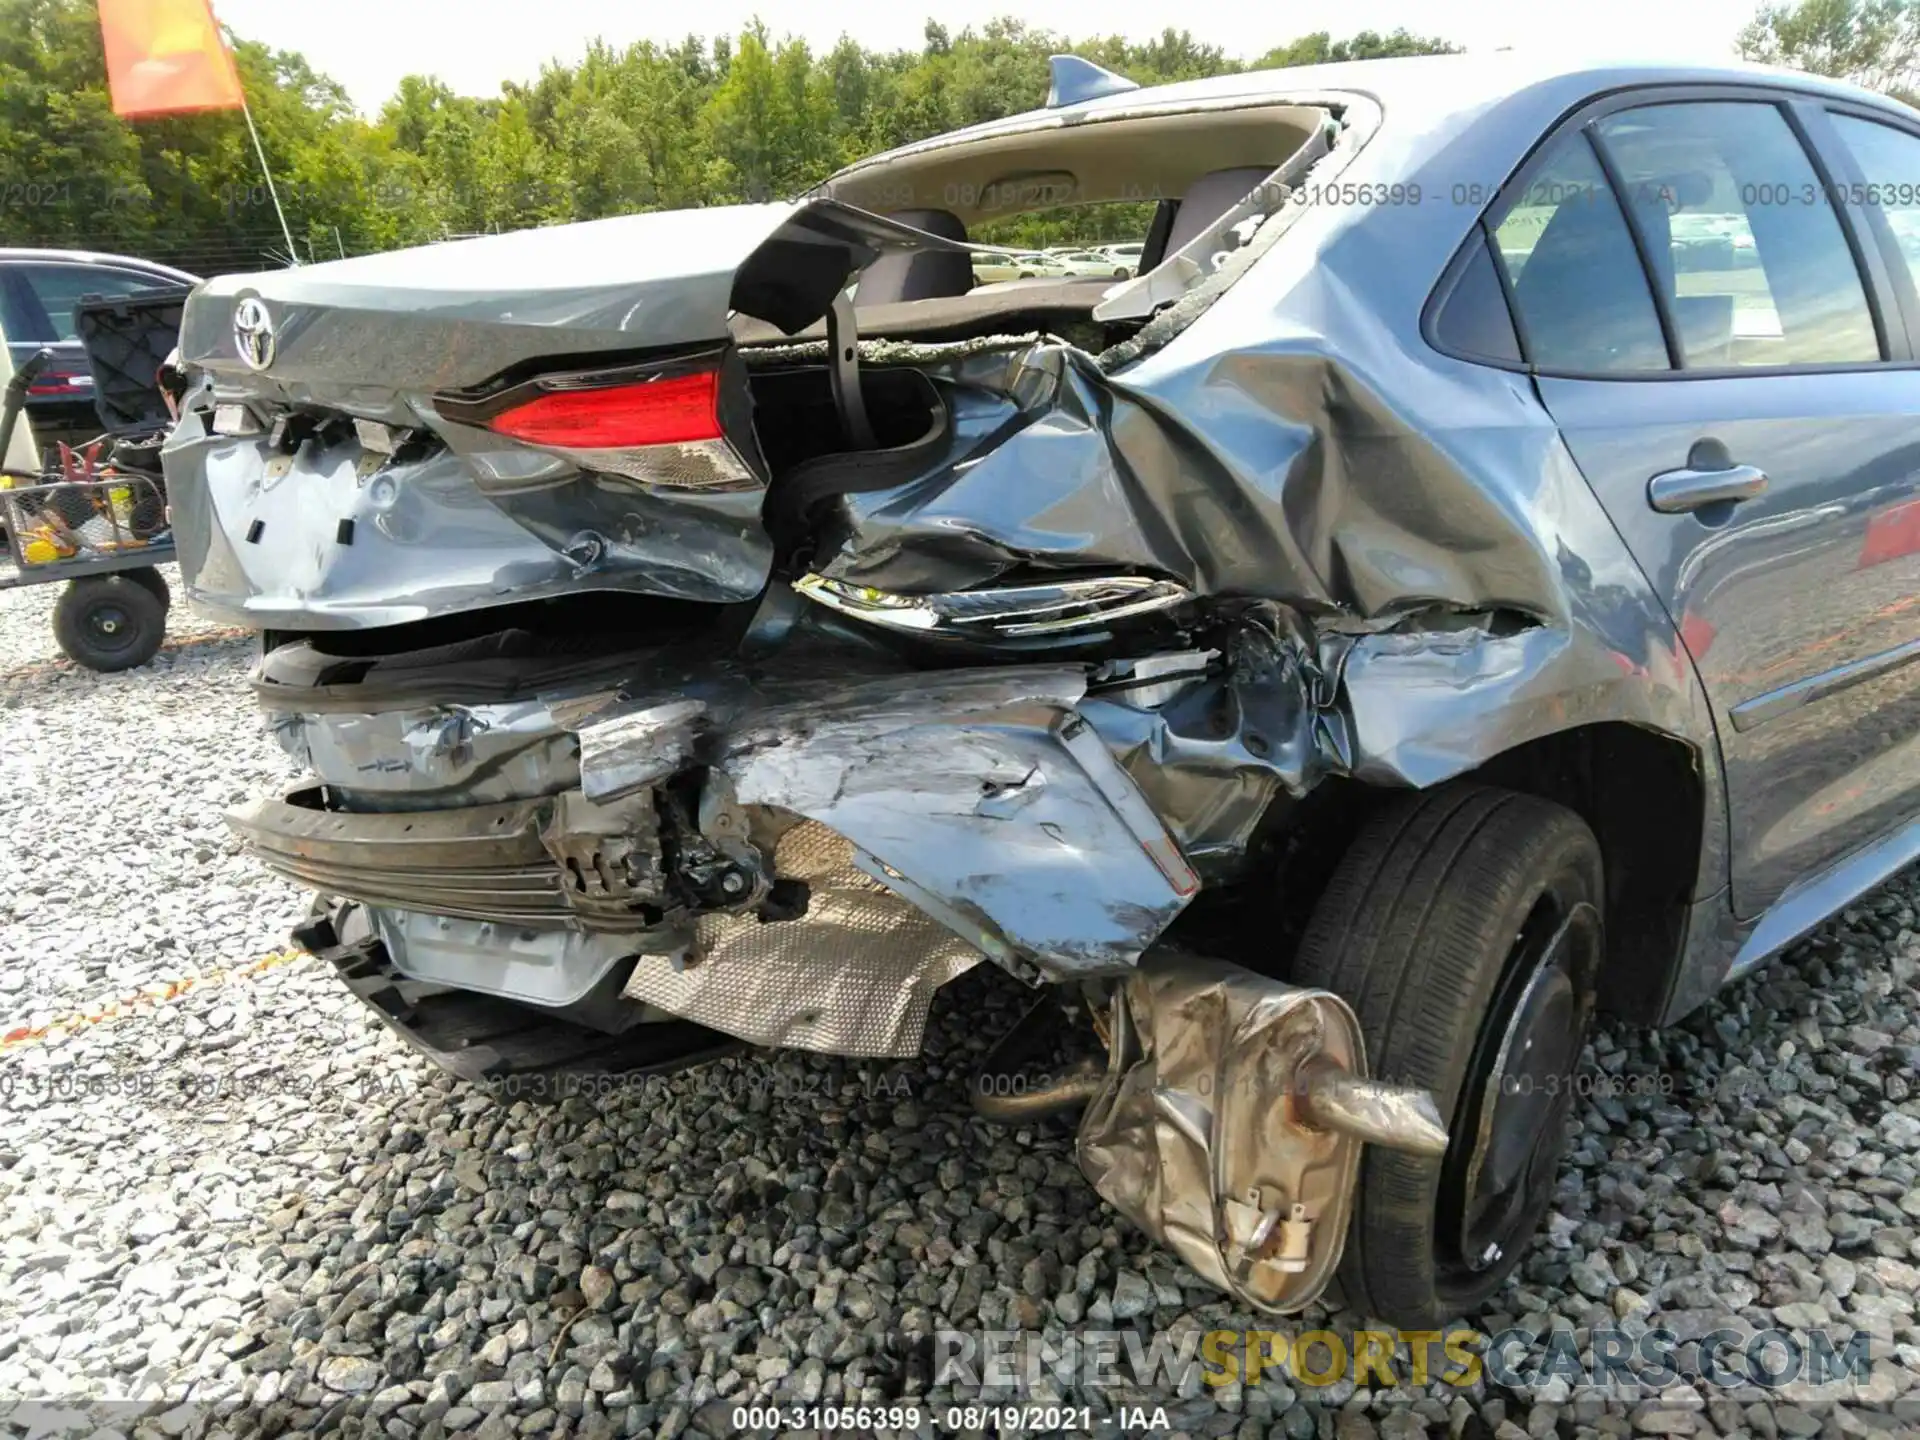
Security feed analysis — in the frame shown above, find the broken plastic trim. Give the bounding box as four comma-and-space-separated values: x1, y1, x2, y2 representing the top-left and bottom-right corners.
792, 572, 1193, 638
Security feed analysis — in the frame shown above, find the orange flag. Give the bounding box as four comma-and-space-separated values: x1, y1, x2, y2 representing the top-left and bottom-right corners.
98, 0, 245, 118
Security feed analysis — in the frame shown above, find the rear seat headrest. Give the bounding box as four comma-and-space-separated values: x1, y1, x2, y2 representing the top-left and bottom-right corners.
857, 209, 974, 305
1140, 166, 1273, 271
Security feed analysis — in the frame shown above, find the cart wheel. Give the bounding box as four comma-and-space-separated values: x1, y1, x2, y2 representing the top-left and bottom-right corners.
121, 566, 171, 611
52, 575, 167, 672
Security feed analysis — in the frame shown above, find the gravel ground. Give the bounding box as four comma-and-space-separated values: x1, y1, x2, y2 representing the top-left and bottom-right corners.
1, 570, 1917, 1440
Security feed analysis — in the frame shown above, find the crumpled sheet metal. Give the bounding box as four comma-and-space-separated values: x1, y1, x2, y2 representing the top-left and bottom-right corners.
797, 248, 1726, 885
620, 822, 980, 1056
163, 402, 772, 631
266, 697, 580, 811
576, 666, 1201, 980
1077, 950, 1366, 1313
1079, 608, 1349, 880
813, 340, 1565, 623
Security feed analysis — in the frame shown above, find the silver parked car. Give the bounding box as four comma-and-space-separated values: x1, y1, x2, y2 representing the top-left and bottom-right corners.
162, 51, 1920, 1326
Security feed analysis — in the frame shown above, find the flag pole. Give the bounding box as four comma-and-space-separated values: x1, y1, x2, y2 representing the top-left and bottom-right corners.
237, 92, 298, 262
205, 0, 298, 265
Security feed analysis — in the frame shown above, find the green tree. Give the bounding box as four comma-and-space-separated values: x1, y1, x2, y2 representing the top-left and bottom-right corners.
1738, 0, 1920, 96
1254, 28, 1460, 69
0, 0, 1485, 273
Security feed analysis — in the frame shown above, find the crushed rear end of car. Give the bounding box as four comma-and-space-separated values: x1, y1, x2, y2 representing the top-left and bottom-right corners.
161, 70, 1664, 1314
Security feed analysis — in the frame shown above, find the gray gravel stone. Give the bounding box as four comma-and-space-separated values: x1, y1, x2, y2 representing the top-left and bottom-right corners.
318, 1354, 381, 1394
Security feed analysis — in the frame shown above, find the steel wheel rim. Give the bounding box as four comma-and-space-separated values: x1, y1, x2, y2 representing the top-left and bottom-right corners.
1438, 894, 1600, 1279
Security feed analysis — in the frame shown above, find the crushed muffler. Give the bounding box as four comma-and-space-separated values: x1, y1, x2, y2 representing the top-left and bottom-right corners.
1073, 949, 1447, 1313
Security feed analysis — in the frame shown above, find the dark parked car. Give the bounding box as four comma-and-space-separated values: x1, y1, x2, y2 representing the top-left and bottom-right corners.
162, 52, 1920, 1326
0, 248, 198, 451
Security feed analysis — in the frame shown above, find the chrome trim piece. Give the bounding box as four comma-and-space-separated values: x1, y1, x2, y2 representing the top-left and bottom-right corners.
1647, 463, 1769, 514
1729, 636, 1920, 733
232, 297, 275, 370
792, 572, 1192, 637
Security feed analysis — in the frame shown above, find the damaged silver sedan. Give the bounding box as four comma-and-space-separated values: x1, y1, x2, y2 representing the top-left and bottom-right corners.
164, 53, 1920, 1325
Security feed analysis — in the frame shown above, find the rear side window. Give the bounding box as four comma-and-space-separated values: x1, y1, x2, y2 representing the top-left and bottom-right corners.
1593, 102, 1879, 367
1430, 232, 1522, 365
1492, 132, 1670, 373
14, 264, 166, 342
1827, 113, 1920, 298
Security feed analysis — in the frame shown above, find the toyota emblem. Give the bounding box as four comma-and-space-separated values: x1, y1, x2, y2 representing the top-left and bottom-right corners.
233, 297, 276, 371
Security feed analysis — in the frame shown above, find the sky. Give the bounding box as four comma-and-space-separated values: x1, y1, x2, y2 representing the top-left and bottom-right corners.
212, 0, 1770, 115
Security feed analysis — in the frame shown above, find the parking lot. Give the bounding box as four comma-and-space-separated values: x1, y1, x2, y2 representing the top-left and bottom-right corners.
0, 571, 1914, 1438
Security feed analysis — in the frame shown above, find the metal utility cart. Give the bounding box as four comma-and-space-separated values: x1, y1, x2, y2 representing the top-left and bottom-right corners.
0, 286, 189, 671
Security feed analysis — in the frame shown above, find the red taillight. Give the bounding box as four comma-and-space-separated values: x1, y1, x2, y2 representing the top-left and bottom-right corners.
27, 367, 88, 397
485, 370, 721, 448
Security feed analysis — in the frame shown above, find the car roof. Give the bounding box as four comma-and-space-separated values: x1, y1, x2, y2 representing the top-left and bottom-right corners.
831, 51, 1915, 181
0, 247, 200, 283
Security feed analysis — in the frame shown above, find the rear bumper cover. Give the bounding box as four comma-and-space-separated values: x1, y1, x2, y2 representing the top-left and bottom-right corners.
570, 665, 1200, 981
235, 662, 1205, 1054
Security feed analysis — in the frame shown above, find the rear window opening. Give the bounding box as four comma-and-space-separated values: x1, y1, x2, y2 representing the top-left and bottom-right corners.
770, 98, 1346, 349
971, 201, 1158, 255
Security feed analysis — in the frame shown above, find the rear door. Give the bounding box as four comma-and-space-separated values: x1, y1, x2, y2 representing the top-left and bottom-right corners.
1487, 90, 1920, 918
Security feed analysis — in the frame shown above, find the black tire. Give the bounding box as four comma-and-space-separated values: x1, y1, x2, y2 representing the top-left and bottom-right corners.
121, 565, 170, 611
1113, 267, 1130, 278
52, 574, 167, 672
1292, 784, 1603, 1326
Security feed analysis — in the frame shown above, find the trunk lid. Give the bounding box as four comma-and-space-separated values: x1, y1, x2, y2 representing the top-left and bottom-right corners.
180, 203, 793, 392
175, 200, 958, 392
162, 201, 972, 628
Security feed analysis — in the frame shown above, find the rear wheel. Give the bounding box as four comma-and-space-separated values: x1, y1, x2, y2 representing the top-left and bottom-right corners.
1292, 784, 1602, 1325
52, 574, 167, 672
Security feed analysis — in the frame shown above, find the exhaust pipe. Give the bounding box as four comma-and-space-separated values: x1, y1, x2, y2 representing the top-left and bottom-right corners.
971, 1059, 1105, 1122
1295, 1057, 1450, 1155
969, 994, 1107, 1122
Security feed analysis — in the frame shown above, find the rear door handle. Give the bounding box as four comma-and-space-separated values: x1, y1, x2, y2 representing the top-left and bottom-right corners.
1648, 463, 1769, 514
